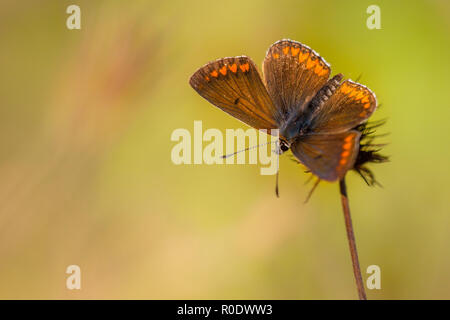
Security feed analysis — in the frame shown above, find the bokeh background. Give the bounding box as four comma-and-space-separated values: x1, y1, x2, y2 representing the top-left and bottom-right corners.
0, 0, 449, 299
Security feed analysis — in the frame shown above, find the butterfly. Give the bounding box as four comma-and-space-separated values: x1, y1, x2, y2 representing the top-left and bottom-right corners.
189, 39, 377, 182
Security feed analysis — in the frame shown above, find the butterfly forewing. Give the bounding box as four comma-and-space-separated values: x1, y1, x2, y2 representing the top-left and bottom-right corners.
263, 39, 331, 121
310, 80, 377, 134
291, 131, 361, 181
189, 56, 281, 130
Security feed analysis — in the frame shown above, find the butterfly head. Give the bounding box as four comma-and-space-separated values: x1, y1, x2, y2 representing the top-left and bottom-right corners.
278, 139, 290, 154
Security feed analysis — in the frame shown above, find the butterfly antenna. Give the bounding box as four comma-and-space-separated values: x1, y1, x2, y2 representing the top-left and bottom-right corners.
220, 141, 277, 159
355, 73, 363, 82
304, 178, 321, 203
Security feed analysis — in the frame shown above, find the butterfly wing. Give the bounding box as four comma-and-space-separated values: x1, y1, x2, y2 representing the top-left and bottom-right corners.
263, 39, 331, 121
290, 131, 361, 181
189, 56, 282, 131
310, 80, 377, 134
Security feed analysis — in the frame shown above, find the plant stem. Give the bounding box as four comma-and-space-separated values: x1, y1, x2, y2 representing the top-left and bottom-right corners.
339, 176, 367, 300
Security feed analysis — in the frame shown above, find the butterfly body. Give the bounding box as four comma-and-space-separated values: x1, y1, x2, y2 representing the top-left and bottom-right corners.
278, 73, 345, 149
189, 39, 377, 182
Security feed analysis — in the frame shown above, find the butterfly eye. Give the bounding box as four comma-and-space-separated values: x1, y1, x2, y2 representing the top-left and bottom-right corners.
280, 143, 289, 152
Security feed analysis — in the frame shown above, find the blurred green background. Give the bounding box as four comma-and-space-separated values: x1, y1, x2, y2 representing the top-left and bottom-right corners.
0, 0, 449, 299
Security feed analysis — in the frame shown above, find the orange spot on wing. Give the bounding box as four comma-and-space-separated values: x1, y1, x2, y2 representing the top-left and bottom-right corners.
339, 158, 347, 166
272, 53, 279, 59
239, 63, 249, 72
348, 88, 358, 98
314, 64, 322, 75
359, 111, 367, 117
364, 103, 371, 109
355, 91, 365, 100
229, 63, 237, 73
344, 135, 353, 143
204, 75, 210, 81
340, 84, 351, 94
291, 47, 300, 56
361, 96, 370, 103
343, 142, 352, 150
283, 47, 290, 55
298, 51, 309, 63
319, 67, 329, 76
210, 70, 218, 78
341, 151, 350, 158
219, 65, 227, 76
306, 57, 317, 69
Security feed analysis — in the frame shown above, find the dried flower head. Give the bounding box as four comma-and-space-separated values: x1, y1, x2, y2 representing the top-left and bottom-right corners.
352, 119, 389, 186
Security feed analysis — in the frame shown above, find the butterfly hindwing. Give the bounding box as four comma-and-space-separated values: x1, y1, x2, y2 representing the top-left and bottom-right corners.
310, 80, 377, 134
290, 131, 361, 181
263, 39, 331, 121
189, 56, 281, 130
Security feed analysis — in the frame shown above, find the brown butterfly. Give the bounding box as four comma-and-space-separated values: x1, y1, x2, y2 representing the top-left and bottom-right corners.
189, 39, 377, 182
